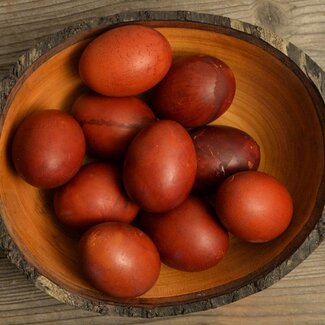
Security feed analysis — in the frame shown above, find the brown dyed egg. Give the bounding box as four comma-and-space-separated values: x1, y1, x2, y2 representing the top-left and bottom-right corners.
54, 162, 139, 230
11, 109, 85, 189
152, 55, 236, 128
79, 222, 161, 298
79, 25, 172, 96
215, 171, 293, 243
190, 125, 260, 193
123, 120, 197, 213
137, 196, 229, 272
72, 93, 156, 160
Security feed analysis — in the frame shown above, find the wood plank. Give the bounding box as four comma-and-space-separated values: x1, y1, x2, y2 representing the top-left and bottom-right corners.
0, 0, 324, 324
1, 244, 324, 324
0, 0, 324, 80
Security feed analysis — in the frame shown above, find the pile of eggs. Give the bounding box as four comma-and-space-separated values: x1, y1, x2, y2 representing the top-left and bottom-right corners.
11, 25, 293, 299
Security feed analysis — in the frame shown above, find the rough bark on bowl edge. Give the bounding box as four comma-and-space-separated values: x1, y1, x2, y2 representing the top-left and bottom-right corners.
0, 11, 324, 318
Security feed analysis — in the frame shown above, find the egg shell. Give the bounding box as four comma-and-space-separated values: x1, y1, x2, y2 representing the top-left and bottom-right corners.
72, 93, 156, 160
79, 222, 161, 298
123, 120, 197, 213
79, 25, 172, 96
137, 196, 229, 272
54, 162, 139, 231
190, 125, 260, 193
11, 109, 85, 189
215, 171, 293, 242
151, 55, 236, 128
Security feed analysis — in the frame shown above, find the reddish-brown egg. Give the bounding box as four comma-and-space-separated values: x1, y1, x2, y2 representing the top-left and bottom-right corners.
215, 171, 293, 242
79, 222, 161, 298
79, 25, 172, 96
152, 55, 236, 128
11, 109, 85, 189
123, 120, 197, 213
190, 125, 260, 193
72, 93, 156, 160
54, 163, 139, 230
137, 196, 229, 272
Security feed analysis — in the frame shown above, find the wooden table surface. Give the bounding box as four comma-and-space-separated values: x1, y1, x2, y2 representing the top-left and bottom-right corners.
0, 1, 324, 324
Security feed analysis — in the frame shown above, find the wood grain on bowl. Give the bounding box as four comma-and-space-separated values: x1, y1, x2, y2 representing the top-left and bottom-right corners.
0, 11, 324, 318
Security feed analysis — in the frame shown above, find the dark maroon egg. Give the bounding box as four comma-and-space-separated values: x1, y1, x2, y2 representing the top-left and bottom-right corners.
79, 25, 172, 96
54, 162, 139, 230
152, 55, 236, 128
79, 222, 161, 298
11, 109, 85, 189
123, 120, 197, 213
215, 171, 293, 243
72, 93, 156, 160
137, 196, 229, 272
190, 125, 260, 193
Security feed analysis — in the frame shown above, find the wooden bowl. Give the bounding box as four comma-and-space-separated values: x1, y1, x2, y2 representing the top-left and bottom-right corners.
0, 11, 324, 317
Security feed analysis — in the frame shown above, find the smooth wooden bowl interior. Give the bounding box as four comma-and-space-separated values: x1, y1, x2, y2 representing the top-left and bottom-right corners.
0, 23, 324, 307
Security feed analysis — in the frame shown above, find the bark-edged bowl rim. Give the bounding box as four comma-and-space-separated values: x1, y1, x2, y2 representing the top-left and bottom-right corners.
0, 10, 324, 318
